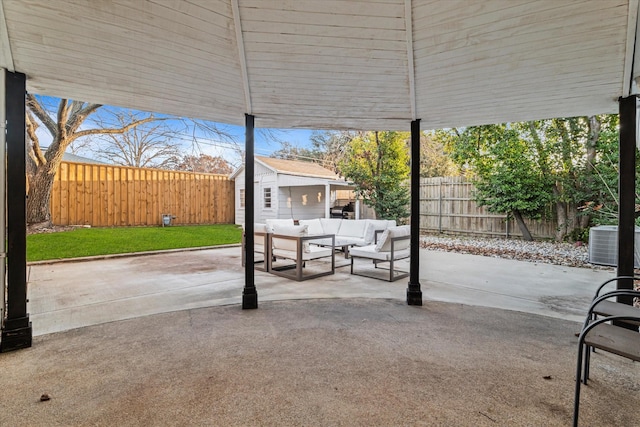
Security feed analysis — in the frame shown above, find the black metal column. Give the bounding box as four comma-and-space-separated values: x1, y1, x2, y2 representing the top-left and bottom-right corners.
242, 114, 258, 309
617, 95, 637, 306
1, 71, 31, 352
406, 119, 423, 306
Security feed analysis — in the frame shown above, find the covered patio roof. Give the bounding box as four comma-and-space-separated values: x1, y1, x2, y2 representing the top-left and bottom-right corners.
1, 0, 637, 130
2, 1, 640, 356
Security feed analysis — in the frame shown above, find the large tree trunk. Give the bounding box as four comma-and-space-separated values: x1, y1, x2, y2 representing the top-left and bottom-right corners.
580, 116, 600, 229
27, 166, 57, 225
555, 201, 568, 242
513, 209, 534, 241
551, 183, 569, 242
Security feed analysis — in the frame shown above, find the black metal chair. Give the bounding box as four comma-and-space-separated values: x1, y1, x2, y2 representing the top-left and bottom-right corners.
572, 276, 640, 427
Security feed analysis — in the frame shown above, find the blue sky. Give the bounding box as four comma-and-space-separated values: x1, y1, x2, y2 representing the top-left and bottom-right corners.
34, 95, 318, 167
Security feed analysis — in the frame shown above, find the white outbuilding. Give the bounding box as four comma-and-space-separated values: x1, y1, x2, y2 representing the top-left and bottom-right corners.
230, 156, 356, 225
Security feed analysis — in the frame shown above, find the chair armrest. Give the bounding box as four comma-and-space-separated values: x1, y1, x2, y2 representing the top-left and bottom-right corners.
583, 290, 640, 330
302, 234, 335, 244
271, 233, 335, 256
593, 276, 639, 299
390, 235, 411, 258
374, 229, 385, 244
589, 290, 640, 313
578, 315, 640, 342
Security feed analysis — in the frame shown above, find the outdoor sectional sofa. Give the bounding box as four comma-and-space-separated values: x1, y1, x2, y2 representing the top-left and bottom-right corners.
242, 218, 399, 280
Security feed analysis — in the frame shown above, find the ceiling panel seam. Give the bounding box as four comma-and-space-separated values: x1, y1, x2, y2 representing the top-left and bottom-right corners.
405, 0, 416, 120
0, 0, 14, 72
231, 0, 252, 115
630, 0, 640, 95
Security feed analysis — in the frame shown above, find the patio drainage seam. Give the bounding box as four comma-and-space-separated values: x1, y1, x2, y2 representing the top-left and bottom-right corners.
31, 278, 247, 314
425, 279, 540, 302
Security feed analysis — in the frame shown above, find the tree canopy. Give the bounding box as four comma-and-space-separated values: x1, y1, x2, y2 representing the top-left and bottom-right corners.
435, 115, 622, 241
338, 131, 410, 221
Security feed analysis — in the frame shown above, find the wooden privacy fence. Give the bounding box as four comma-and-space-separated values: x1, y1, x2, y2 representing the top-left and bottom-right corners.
51, 161, 235, 227
420, 176, 558, 240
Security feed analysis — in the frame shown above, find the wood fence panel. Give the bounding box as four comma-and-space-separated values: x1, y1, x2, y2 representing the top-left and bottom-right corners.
50, 163, 61, 223
60, 163, 69, 226
51, 161, 235, 226
420, 176, 558, 240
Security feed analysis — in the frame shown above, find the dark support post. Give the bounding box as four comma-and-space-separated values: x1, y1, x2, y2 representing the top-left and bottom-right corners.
242, 114, 258, 309
1, 71, 32, 352
407, 119, 423, 306
617, 95, 637, 309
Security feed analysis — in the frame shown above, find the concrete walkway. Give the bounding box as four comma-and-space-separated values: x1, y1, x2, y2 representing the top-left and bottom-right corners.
2, 247, 637, 426
27, 246, 614, 336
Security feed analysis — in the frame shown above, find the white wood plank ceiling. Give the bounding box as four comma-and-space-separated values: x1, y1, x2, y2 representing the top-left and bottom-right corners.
0, 0, 637, 130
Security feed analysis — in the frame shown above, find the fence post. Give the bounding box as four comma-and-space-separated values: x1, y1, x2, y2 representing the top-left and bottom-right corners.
506, 215, 509, 238
438, 178, 443, 233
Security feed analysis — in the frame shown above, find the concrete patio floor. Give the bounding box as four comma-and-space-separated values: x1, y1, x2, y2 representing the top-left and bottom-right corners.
27, 246, 614, 336
2, 246, 638, 426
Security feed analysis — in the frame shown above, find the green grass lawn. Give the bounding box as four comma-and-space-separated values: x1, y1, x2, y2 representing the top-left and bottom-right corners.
27, 224, 243, 262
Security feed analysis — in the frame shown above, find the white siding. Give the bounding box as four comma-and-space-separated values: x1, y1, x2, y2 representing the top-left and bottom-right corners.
234, 167, 278, 225
278, 185, 326, 220
255, 176, 277, 223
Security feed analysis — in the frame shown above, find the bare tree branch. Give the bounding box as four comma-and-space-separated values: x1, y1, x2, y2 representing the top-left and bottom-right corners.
91, 112, 180, 168
67, 102, 103, 134
57, 98, 70, 140
25, 111, 46, 167
26, 93, 57, 136
73, 116, 160, 140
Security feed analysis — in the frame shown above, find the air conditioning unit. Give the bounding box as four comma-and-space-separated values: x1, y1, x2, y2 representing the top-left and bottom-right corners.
588, 225, 640, 267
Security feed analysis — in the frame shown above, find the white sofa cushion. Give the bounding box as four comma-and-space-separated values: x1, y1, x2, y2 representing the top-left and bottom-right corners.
242, 223, 268, 232
320, 218, 342, 235
364, 220, 391, 244
242, 223, 268, 252
272, 245, 333, 261
349, 244, 410, 261
375, 225, 411, 252
334, 236, 367, 247
265, 218, 295, 232
298, 218, 324, 235
271, 224, 309, 252
337, 219, 368, 238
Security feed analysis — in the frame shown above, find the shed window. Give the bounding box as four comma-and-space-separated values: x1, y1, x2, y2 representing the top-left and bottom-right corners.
239, 189, 245, 208
264, 187, 272, 208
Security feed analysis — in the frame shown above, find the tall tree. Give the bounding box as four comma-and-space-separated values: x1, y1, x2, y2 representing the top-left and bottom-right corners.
271, 131, 354, 173
438, 115, 621, 241
25, 95, 157, 225
271, 141, 318, 162
438, 125, 552, 241
91, 110, 179, 168
307, 130, 355, 173
339, 131, 410, 221
577, 115, 640, 227
420, 132, 460, 177
175, 154, 233, 174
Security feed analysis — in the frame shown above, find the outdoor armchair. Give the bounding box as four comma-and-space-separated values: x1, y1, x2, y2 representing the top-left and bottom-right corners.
349, 225, 410, 282
267, 224, 335, 281
241, 223, 270, 272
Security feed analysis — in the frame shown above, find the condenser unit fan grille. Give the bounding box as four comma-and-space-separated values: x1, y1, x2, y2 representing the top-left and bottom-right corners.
588, 225, 640, 267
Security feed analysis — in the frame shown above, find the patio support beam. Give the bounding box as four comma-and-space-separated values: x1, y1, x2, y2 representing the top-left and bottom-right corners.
0, 70, 31, 352
616, 95, 637, 309
324, 184, 331, 219
406, 119, 422, 306
242, 114, 258, 309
